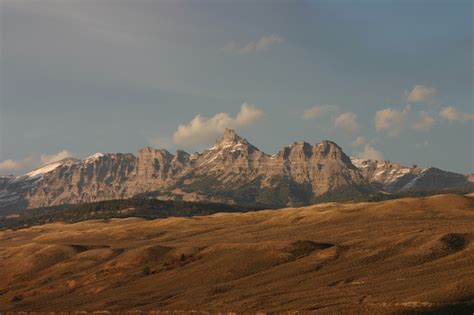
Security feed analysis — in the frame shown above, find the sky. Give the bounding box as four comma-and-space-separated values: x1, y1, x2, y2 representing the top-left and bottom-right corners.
0, 0, 472, 175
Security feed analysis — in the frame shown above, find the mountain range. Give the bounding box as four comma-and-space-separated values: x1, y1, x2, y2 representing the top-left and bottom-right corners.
1, 129, 473, 211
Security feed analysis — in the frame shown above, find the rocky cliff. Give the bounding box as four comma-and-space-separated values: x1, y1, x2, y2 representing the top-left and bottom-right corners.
350, 157, 474, 193
1, 129, 472, 211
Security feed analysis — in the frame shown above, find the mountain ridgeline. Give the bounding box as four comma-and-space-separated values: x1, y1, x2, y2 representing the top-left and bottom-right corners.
1, 129, 473, 211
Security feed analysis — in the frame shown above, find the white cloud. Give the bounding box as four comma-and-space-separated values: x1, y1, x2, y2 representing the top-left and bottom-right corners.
223, 34, 284, 54
172, 103, 265, 146
40, 149, 73, 165
235, 103, 265, 125
302, 104, 338, 120
439, 106, 474, 123
356, 144, 384, 161
351, 136, 366, 147
405, 85, 436, 104
0, 149, 73, 174
334, 112, 359, 133
413, 111, 435, 131
0, 158, 31, 172
374, 108, 406, 136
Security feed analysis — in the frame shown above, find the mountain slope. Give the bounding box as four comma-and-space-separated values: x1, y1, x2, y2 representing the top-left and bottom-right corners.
1, 194, 473, 313
350, 157, 474, 194
1, 129, 472, 211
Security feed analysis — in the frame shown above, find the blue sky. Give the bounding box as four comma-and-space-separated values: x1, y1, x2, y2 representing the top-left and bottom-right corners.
0, 0, 472, 174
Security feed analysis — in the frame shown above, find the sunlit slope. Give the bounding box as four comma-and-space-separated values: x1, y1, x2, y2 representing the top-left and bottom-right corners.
1, 194, 473, 314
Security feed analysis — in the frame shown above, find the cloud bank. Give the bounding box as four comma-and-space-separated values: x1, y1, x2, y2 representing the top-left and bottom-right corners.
405, 85, 436, 104
439, 106, 474, 123
0, 158, 32, 172
351, 136, 366, 147
374, 108, 407, 136
172, 103, 265, 146
0, 149, 74, 174
40, 149, 73, 165
356, 144, 384, 161
413, 111, 435, 131
334, 112, 359, 133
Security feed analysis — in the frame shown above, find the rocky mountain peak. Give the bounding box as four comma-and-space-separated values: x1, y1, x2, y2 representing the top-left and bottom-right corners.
84, 153, 104, 162
317, 140, 341, 153
207, 129, 255, 154
139, 146, 155, 153
313, 140, 349, 162
174, 150, 190, 165
289, 141, 313, 157
220, 129, 245, 144
137, 147, 173, 161
222, 128, 240, 142
1, 129, 471, 211
175, 149, 190, 159
350, 157, 427, 191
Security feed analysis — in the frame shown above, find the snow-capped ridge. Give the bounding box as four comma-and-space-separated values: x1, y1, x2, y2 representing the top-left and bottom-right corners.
23, 158, 80, 179
350, 157, 426, 189
1, 129, 472, 211
84, 152, 105, 162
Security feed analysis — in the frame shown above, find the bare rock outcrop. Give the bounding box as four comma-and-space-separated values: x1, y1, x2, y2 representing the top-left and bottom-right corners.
1, 129, 471, 211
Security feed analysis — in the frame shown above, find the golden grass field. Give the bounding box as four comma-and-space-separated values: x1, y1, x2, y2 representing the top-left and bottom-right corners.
1, 194, 473, 314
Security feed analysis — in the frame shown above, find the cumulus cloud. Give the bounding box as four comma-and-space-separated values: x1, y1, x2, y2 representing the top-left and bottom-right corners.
40, 149, 73, 165
0, 158, 31, 172
235, 103, 265, 125
356, 144, 384, 161
222, 34, 285, 54
413, 111, 435, 131
302, 104, 338, 120
374, 108, 407, 136
439, 106, 474, 123
172, 103, 265, 146
405, 85, 436, 104
0, 149, 74, 174
351, 136, 366, 147
334, 112, 359, 134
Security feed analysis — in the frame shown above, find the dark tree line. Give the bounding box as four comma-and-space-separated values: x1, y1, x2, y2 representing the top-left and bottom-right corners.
0, 188, 469, 230
0, 198, 273, 230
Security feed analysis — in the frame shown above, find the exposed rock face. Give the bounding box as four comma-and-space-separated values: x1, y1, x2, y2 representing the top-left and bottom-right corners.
350, 158, 474, 193
277, 141, 363, 195
1, 129, 472, 211
25, 154, 136, 207
170, 130, 368, 205
350, 158, 425, 192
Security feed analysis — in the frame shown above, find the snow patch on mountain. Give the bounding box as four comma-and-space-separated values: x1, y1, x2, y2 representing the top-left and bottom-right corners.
85, 152, 105, 163
350, 157, 425, 187
25, 162, 63, 178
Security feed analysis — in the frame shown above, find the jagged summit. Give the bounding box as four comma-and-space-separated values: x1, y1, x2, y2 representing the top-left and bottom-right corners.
1, 129, 472, 211
204, 129, 260, 159
84, 152, 105, 163
349, 157, 428, 192
222, 128, 240, 142
213, 128, 249, 147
